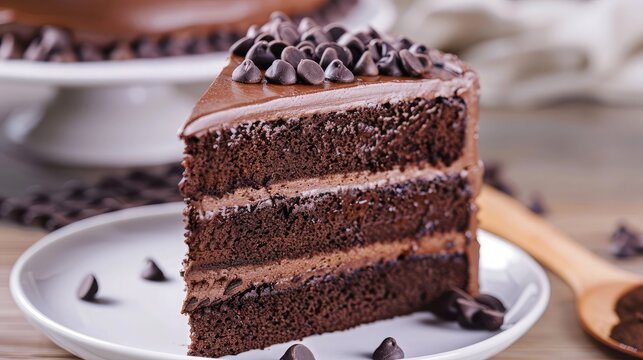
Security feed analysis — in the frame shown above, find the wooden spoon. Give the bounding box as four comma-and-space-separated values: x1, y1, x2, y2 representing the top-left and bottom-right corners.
478, 185, 643, 358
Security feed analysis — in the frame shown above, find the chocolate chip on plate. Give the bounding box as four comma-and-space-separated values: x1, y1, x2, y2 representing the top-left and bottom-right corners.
474, 308, 505, 331
456, 298, 486, 329
297, 59, 325, 85
230, 36, 255, 56
353, 51, 378, 76
232, 59, 263, 83
246, 41, 275, 69
265, 59, 297, 85
610, 223, 642, 258
77, 274, 99, 301
475, 293, 507, 312
281, 46, 305, 68
280, 344, 316, 360
141, 258, 166, 281
324, 59, 354, 83
428, 287, 473, 320
372, 337, 404, 360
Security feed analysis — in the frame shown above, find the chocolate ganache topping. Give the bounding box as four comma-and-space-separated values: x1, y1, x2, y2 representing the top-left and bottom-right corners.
230, 12, 439, 85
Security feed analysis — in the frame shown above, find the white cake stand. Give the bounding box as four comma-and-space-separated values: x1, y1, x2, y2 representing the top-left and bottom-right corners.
0, 0, 396, 167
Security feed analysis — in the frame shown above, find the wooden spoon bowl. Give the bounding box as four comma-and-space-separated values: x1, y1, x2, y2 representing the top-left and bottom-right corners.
478, 185, 643, 358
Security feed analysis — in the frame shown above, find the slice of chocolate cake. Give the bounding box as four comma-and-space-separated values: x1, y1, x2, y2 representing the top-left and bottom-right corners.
179, 13, 482, 358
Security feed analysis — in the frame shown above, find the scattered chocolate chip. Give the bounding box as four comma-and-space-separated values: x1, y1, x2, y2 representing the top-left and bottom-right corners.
0, 33, 24, 60
280, 344, 316, 360
281, 46, 305, 68
77, 274, 99, 301
230, 36, 255, 56
277, 24, 300, 45
255, 32, 276, 44
372, 337, 404, 360
315, 42, 352, 67
265, 59, 297, 85
428, 287, 474, 320
526, 194, 547, 215
323, 23, 347, 41
474, 308, 505, 331
109, 42, 136, 61
325, 59, 354, 83
475, 294, 506, 312
353, 51, 378, 76
377, 51, 403, 76
410, 43, 428, 55
141, 258, 166, 281
456, 298, 486, 329
297, 59, 325, 85
78, 42, 103, 61
232, 59, 262, 83
300, 27, 330, 45
223, 278, 243, 295
298, 17, 319, 34
338, 34, 365, 66
610, 223, 642, 258
399, 49, 424, 76
319, 47, 339, 69
246, 41, 275, 69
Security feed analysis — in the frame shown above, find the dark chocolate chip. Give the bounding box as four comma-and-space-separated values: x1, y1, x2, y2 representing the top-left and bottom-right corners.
265, 59, 297, 85
456, 298, 486, 329
473, 308, 505, 331
323, 23, 347, 41
377, 51, 403, 76
324, 59, 354, 83
338, 34, 365, 66
246, 25, 260, 39
298, 17, 319, 34
367, 39, 393, 62
109, 42, 135, 61
270, 11, 292, 23
319, 47, 338, 69
297, 59, 324, 85
300, 27, 330, 45
428, 287, 473, 320
475, 294, 507, 313
367, 26, 382, 40
0, 33, 24, 60
77, 274, 99, 301
141, 258, 166, 281
280, 344, 316, 360
527, 194, 547, 215
297, 40, 316, 50
372, 337, 404, 360
410, 43, 428, 55
610, 223, 641, 258
277, 24, 300, 45
353, 31, 372, 45
416, 53, 433, 72
399, 49, 425, 76
353, 51, 378, 76
315, 42, 352, 67
269, 40, 289, 58
246, 41, 275, 69
394, 37, 414, 51
223, 278, 243, 295
281, 46, 305, 68
134, 37, 161, 58
298, 45, 315, 60
230, 36, 255, 56
255, 32, 276, 44
78, 42, 103, 61
232, 59, 262, 83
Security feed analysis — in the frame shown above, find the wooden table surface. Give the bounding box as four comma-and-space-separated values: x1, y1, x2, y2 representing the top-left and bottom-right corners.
1, 103, 642, 359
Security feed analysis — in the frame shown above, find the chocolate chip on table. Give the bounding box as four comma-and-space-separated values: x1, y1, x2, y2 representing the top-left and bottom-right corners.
323, 23, 347, 41
399, 49, 425, 77
269, 40, 289, 58
0, 33, 24, 60
232, 59, 262, 83
475, 293, 507, 312
610, 223, 642, 258
265, 59, 297, 85
230, 36, 254, 56
526, 194, 547, 215
281, 46, 305, 68
377, 51, 403, 77
372, 337, 404, 360
77, 274, 99, 301
353, 51, 378, 76
280, 344, 316, 360
325, 59, 354, 83
223, 278, 243, 295
141, 258, 166, 281
246, 41, 275, 69
297, 59, 325, 85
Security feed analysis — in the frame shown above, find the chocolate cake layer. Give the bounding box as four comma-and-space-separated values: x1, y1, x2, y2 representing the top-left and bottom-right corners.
181, 96, 469, 199
187, 253, 470, 357
185, 166, 477, 267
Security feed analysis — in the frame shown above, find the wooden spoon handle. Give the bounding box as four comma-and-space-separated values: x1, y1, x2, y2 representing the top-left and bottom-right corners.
477, 185, 635, 295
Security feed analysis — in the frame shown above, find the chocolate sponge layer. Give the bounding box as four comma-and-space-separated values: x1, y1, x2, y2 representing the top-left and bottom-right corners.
187, 253, 469, 357
186, 171, 473, 268
181, 96, 467, 199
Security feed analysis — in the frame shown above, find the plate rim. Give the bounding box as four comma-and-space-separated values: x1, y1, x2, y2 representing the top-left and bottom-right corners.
10, 202, 550, 360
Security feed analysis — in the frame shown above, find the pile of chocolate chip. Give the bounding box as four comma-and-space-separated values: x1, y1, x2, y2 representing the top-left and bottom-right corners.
230, 12, 435, 85
429, 287, 506, 331
0, 164, 183, 231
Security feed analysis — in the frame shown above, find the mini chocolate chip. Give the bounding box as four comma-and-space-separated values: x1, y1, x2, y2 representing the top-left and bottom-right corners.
319, 47, 338, 69
297, 59, 324, 85
475, 294, 507, 312
456, 298, 486, 329
232, 59, 263, 83
255, 32, 275, 43
277, 24, 299, 45
246, 41, 275, 69
109, 42, 135, 61
394, 37, 414, 51
141, 258, 166, 281
224, 278, 243, 295
281, 46, 305, 68
474, 308, 505, 331
265, 59, 297, 84
269, 40, 289, 58
410, 43, 428, 55
78, 42, 103, 61
354, 51, 378, 76
372, 337, 404, 360
338, 34, 365, 65
399, 49, 424, 76
428, 287, 473, 320
230, 36, 254, 56
325, 59, 354, 83
0, 33, 23, 60
323, 23, 347, 41
77, 274, 99, 301
610, 223, 641, 258
280, 344, 316, 360
377, 51, 403, 76
527, 194, 547, 215
315, 42, 352, 67
298, 17, 319, 34
300, 27, 330, 45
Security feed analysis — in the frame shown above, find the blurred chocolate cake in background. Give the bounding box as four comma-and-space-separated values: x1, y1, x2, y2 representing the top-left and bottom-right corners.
0, 0, 355, 61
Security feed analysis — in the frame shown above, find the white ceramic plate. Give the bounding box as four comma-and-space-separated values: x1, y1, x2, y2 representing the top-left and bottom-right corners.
10, 203, 550, 360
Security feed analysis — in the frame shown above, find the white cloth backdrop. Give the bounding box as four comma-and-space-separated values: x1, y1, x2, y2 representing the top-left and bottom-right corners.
395, 0, 643, 107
